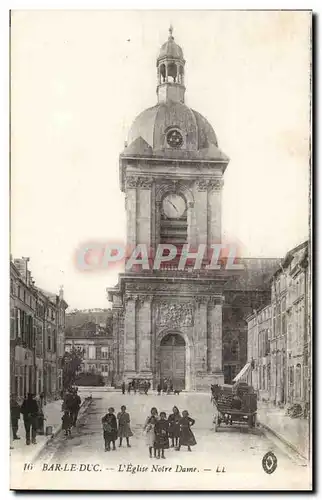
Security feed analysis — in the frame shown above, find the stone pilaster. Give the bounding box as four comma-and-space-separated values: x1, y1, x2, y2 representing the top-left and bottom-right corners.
187, 201, 197, 248
195, 180, 208, 245
137, 295, 153, 373
209, 296, 224, 374
208, 179, 223, 246
136, 177, 153, 249
124, 295, 137, 373
125, 177, 137, 250
194, 296, 208, 372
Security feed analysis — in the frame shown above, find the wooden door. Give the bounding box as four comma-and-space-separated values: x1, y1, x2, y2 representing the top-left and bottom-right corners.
160, 334, 185, 390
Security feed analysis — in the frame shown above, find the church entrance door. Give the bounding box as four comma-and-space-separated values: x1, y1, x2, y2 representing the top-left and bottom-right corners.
160, 333, 185, 390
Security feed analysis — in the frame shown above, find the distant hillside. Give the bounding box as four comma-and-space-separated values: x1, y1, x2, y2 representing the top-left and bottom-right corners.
66, 309, 113, 337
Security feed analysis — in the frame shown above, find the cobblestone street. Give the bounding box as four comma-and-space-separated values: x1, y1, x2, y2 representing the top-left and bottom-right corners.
11, 390, 311, 490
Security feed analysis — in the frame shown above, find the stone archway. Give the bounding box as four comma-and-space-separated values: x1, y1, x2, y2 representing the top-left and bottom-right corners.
157, 330, 192, 391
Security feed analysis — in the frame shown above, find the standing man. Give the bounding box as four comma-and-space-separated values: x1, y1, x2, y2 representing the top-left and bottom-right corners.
20, 393, 39, 445
121, 381, 126, 395
71, 389, 81, 426
10, 394, 21, 440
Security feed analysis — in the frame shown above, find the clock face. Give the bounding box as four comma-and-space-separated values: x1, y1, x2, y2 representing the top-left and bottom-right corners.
162, 194, 186, 218
166, 129, 183, 148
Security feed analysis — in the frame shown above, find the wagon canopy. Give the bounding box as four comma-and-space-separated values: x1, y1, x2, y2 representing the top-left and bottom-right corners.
232, 362, 251, 383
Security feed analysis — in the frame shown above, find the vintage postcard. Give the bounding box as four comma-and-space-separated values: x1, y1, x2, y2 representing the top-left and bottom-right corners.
9, 10, 312, 491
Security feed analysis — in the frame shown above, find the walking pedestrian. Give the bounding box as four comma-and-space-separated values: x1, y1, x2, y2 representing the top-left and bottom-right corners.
39, 391, 45, 408
168, 406, 181, 448
157, 382, 162, 396
177, 410, 196, 451
132, 380, 137, 395
144, 407, 158, 458
10, 394, 21, 440
71, 390, 81, 426
37, 405, 45, 435
127, 382, 131, 394
20, 393, 39, 445
144, 380, 149, 395
62, 410, 72, 436
121, 382, 126, 395
117, 405, 133, 447
102, 407, 118, 451
154, 411, 169, 459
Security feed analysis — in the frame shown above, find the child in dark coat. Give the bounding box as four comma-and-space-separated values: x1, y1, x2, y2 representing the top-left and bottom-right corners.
178, 410, 196, 451
102, 407, 118, 451
168, 406, 181, 448
62, 411, 72, 436
154, 411, 169, 459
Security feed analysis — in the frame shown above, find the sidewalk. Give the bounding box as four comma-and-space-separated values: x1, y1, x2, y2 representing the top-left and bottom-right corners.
257, 403, 310, 460
10, 399, 64, 466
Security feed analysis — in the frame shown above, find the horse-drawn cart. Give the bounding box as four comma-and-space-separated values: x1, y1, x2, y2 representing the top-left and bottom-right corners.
211, 383, 257, 432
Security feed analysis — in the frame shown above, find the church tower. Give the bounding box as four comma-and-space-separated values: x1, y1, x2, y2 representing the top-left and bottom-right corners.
108, 28, 230, 390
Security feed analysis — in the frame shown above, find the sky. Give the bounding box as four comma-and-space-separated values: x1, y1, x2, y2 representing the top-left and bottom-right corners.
10, 10, 311, 309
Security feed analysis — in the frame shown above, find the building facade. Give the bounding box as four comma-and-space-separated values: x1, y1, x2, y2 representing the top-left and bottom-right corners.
247, 304, 272, 400
107, 30, 281, 390
65, 315, 114, 384
10, 257, 68, 400
246, 241, 309, 408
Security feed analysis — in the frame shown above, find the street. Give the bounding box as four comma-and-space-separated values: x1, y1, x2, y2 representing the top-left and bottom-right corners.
12, 390, 311, 490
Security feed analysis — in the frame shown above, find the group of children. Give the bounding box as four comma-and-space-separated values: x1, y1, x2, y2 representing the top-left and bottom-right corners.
101, 405, 133, 451
101, 405, 196, 457
144, 406, 196, 459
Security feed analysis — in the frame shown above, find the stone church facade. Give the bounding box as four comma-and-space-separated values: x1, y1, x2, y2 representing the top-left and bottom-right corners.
108, 29, 280, 390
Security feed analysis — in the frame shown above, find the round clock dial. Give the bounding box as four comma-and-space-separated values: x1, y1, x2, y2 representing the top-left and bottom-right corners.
162, 194, 186, 218
167, 129, 183, 148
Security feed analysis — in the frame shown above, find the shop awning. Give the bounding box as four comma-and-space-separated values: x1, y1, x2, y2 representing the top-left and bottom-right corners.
233, 362, 251, 383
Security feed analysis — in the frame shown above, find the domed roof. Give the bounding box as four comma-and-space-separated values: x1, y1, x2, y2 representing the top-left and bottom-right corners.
158, 37, 183, 61
157, 26, 184, 62
121, 28, 229, 164
124, 101, 228, 162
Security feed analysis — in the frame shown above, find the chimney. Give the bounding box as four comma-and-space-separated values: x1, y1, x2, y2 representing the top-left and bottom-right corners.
13, 257, 30, 283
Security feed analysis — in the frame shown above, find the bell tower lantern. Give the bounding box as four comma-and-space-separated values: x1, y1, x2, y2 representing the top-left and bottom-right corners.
157, 26, 186, 104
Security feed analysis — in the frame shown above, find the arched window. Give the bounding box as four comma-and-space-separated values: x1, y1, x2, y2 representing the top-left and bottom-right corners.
161, 333, 185, 346
179, 65, 184, 84
160, 64, 166, 83
167, 62, 177, 83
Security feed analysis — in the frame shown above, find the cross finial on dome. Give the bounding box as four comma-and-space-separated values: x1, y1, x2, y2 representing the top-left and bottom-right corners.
169, 24, 174, 39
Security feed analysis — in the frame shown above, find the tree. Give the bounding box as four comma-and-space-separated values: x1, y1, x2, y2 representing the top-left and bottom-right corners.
62, 347, 84, 390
